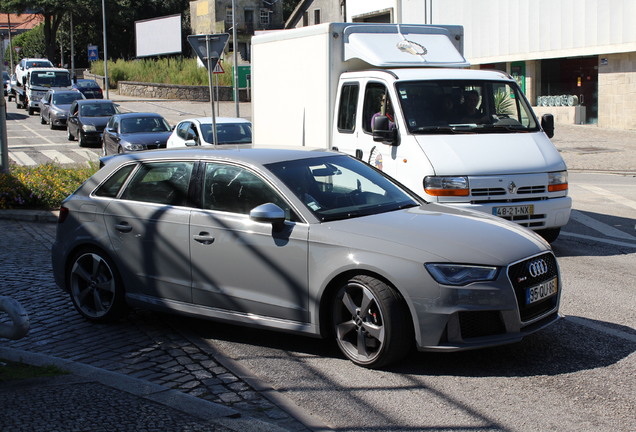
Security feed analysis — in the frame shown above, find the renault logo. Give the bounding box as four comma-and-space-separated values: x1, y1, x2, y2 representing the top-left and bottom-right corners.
528, 259, 548, 278
508, 181, 518, 194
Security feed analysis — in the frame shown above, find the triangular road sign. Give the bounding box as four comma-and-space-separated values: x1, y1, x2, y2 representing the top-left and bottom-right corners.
187, 34, 230, 71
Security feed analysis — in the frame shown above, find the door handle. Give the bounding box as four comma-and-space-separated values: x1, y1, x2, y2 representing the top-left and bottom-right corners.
114, 222, 132, 233
193, 232, 215, 245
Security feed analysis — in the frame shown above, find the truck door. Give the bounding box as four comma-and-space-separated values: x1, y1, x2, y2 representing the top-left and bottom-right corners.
333, 80, 400, 179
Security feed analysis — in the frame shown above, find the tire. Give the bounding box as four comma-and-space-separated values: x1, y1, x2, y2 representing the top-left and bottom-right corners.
49, 117, 55, 129
27, 107, 34, 115
78, 133, 86, 147
537, 227, 561, 243
332, 275, 413, 368
40, 114, 46, 125
67, 127, 75, 141
67, 249, 127, 323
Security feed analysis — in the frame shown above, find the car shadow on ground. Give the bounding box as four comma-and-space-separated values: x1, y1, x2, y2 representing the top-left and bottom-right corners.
5, 111, 29, 121
167, 312, 634, 377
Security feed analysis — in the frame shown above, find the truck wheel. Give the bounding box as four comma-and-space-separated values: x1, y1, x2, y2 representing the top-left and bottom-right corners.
27, 107, 34, 115
537, 228, 560, 243
331, 275, 413, 368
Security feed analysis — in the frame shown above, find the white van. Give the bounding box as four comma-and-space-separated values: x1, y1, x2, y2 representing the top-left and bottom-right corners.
251, 23, 571, 242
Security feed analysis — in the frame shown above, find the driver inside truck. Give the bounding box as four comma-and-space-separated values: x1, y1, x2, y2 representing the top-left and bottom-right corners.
371, 94, 396, 130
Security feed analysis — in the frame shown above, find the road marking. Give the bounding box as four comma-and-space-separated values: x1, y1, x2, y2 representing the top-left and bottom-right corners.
570, 210, 636, 240
72, 149, 100, 162
561, 231, 636, 248
577, 184, 636, 211
41, 150, 75, 164
8, 151, 37, 166
21, 124, 57, 145
566, 316, 636, 343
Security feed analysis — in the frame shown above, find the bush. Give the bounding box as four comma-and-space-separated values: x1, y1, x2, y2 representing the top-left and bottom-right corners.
90, 57, 235, 88
0, 163, 98, 210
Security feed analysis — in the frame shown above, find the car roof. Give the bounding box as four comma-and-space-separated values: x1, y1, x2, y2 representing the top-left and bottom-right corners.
102, 147, 340, 168
181, 117, 251, 125
114, 112, 165, 118
75, 99, 115, 105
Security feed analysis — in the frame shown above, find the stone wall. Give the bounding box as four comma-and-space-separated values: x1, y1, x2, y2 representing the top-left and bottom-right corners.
81, 71, 250, 102
598, 52, 636, 130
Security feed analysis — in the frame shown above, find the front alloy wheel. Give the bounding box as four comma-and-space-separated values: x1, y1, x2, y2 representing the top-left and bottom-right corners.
332, 275, 412, 368
68, 250, 127, 322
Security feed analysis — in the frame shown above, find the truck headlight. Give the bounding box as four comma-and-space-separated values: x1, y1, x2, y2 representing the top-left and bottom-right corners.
425, 263, 499, 286
424, 176, 469, 196
548, 170, 568, 192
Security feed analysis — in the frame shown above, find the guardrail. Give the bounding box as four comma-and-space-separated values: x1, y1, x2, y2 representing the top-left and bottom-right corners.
0, 296, 29, 340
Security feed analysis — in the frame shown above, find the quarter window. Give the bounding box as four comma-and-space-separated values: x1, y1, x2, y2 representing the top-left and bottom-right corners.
336, 83, 359, 132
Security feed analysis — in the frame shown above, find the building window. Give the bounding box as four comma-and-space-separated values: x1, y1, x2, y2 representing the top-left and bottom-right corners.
225, 7, 233, 24
314, 9, 321, 25
303, 12, 308, 27
260, 9, 269, 26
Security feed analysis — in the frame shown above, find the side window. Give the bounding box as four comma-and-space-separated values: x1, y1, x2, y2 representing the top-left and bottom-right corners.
336, 82, 359, 132
202, 163, 300, 221
363, 83, 394, 132
94, 164, 136, 198
120, 161, 195, 206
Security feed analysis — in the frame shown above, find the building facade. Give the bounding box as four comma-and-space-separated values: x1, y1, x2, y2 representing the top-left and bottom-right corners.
189, 0, 284, 61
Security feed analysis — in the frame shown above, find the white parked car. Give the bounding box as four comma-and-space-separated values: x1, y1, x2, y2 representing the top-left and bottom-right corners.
166, 117, 252, 148
15, 57, 54, 86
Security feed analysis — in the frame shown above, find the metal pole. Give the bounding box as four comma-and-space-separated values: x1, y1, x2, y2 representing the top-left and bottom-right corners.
102, 0, 109, 99
231, 0, 239, 117
70, 14, 75, 77
0, 60, 8, 173
7, 14, 14, 72
206, 36, 218, 148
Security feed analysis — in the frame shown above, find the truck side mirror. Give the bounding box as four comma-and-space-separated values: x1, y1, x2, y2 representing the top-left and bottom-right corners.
372, 115, 398, 146
541, 114, 555, 138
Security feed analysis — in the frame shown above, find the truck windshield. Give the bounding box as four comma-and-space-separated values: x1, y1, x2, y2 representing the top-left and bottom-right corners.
30, 71, 71, 88
396, 80, 540, 134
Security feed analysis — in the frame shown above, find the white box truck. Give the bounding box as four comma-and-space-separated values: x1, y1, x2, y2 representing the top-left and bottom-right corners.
251, 23, 571, 242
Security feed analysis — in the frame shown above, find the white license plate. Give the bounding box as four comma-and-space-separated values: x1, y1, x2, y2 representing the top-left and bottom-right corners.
525, 277, 558, 304
493, 205, 534, 217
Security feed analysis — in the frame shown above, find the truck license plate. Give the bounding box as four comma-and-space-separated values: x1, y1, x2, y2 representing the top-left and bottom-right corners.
525, 277, 557, 304
493, 205, 534, 217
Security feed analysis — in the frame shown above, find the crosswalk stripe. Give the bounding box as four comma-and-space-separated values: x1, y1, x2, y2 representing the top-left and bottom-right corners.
72, 149, 100, 161
40, 150, 75, 164
8, 151, 37, 166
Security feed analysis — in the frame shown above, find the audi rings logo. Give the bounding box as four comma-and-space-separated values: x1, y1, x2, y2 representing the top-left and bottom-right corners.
528, 259, 548, 278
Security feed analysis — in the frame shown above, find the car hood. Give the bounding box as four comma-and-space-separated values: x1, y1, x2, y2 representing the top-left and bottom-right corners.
79, 116, 111, 127
52, 103, 73, 111
121, 131, 172, 144
414, 132, 567, 175
315, 203, 549, 265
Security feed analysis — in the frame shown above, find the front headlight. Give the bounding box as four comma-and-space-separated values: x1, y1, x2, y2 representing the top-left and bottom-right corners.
82, 125, 97, 132
124, 143, 145, 151
548, 170, 568, 192
424, 176, 469, 196
425, 263, 499, 286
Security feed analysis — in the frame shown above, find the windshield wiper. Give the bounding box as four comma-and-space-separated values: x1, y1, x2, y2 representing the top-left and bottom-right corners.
412, 125, 476, 134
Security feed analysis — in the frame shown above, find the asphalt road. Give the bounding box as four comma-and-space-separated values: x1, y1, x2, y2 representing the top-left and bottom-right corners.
2, 95, 635, 431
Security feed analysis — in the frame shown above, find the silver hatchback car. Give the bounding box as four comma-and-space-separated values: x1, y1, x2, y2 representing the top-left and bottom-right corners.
51, 148, 562, 368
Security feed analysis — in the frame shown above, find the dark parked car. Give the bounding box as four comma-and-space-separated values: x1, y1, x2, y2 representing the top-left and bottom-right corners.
39, 89, 85, 129
67, 99, 119, 147
72, 79, 104, 99
51, 148, 561, 368
102, 112, 172, 155
3, 71, 9, 96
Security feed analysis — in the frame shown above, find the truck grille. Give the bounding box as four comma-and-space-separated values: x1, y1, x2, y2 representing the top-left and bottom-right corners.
471, 185, 546, 197
507, 252, 559, 322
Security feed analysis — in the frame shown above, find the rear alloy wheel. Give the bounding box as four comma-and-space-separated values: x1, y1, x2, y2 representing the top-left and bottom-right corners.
68, 250, 127, 322
332, 275, 412, 368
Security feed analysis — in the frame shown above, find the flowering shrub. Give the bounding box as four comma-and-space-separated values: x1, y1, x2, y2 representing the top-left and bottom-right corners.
0, 162, 98, 210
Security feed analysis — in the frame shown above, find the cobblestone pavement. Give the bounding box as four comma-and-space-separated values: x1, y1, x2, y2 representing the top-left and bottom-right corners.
0, 218, 312, 432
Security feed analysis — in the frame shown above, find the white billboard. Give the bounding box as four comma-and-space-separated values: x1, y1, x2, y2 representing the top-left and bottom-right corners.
135, 14, 182, 57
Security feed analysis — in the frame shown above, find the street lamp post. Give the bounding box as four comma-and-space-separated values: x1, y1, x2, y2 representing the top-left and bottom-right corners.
102, 0, 109, 99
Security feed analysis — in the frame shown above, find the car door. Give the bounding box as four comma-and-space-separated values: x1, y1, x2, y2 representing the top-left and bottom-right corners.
40, 91, 51, 122
189, 161, 310, 322
103, 116, 119, 154
68, 101, 79, 136
103, 160, 195, 303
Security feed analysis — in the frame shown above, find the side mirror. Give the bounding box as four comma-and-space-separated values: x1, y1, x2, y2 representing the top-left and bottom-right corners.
250, 203, 286, 231
184, 139, 198, 147
372, 115, 398, 145
541, 114, 555, 138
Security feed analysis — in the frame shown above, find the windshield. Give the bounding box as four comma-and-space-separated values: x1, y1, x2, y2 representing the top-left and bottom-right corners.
396, 80, 540, 134
266, 155, 419, 222
201, 123, 252, 144
53, 92, 83, 105
80, 103, 117, 117
30, 71, 71, 88
120, 116, 171, 133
